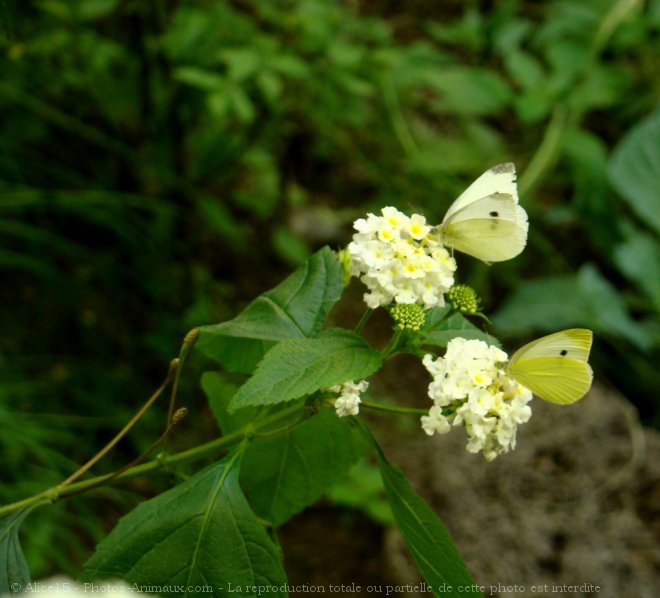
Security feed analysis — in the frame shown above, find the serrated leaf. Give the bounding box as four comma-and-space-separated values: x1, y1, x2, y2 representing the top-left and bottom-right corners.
197, 247, 343, 373
608, 109, 660, 235
230, 329, 382, 411
360, 425, 480, 596
241, 409, 365, 526
0, 508, 33, 595
422, 307, 501, 349
84, 454, 287, 597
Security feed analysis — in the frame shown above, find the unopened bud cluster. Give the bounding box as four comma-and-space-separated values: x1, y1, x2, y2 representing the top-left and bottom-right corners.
447, 284, 479, 315
390, 303, 426, 331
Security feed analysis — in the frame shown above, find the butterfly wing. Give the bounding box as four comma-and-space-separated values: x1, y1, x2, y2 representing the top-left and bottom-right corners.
439, 163, 528, 262
444, 162, 518, 218
508, 329, 594, 405
440, 194, 528, 262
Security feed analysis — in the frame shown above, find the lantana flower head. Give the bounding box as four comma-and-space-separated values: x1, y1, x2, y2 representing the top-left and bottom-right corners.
327, 379, 369, 417
422, 337, 533, 461
348, 207, 456, 309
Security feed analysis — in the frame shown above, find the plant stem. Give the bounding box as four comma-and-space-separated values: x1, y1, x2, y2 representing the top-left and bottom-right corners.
360, 399, 427, 416
64, 408, 189, 498
382, 72, 418, 157
58, 359, 178, 488
354, 308, 373, 334
381, 328, 404, 359
518, 0, 639, 197
518, 105, 569, 198
0, 401, 307, 519
165, 329, 199, 445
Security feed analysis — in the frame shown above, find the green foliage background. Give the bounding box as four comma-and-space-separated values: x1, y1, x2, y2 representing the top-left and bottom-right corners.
1, 0, 659, 580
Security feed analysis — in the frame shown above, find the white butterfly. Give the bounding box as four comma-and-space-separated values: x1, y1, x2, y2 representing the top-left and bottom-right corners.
438, 163, 528, 262
508, 329, 594, 405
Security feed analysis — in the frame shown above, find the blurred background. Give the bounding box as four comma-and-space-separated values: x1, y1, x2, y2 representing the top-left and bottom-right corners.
1, 0, 659, 582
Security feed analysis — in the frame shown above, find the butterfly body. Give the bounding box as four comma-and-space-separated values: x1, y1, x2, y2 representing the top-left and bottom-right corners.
439, 163, 528, 262
507, 329, 593, 405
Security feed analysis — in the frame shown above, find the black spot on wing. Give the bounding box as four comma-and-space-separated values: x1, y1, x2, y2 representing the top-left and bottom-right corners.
489, 211, 499, 217
560, 349, 568, 356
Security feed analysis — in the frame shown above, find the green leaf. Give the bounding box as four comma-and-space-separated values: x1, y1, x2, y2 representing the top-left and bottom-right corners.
0, 508, 33, 595
230, 329, 382, 411
220, 48, 261, 81
504, 49, 545, 90
493, 264, 653, 349
360, 424, 481, 596
84, 454, 287, 597
77, 0, 120, 20
429, 67, 512, 116
422, 307, 501, 349
1, 0, 12, 40
174, 66, 225, 91
197, 247, 343, 373
200, 371, 257, 434
327, 459, 394, 525
608, 109, 660, 235
241, 409, 365, 526
614, 228, 660, 310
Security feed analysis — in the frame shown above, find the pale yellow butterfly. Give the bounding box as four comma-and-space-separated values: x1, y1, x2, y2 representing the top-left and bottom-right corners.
507, 329, 594, 405
439, 163, 528, 262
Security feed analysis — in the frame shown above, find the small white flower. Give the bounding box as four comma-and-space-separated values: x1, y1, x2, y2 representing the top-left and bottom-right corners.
327, 380, 369, 417
421, 405, 451, 435
422, 338, 534, 460
348, 207, 457, 309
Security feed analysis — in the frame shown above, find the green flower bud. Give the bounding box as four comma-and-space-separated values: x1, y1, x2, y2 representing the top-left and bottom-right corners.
390, 303, 426, 331
447, 284, 480, 315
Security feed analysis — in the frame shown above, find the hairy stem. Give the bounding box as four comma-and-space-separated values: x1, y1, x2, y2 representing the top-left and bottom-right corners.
58, 359, 178, 488
0, 401, 306, 519
361, 399, 427, 416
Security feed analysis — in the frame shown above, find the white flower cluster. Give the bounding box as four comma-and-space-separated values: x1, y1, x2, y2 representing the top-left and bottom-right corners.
328, 380, 369, 417
347, 207, 456, 309
421, 338, 533, 461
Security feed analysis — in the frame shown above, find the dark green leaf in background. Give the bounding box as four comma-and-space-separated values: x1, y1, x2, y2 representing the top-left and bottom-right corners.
493, 263, 652, 349
230, 328, 382, 411
84, 454, 287, 597
608, 109, 660, 236
0, 508, 33, 596
0, 0, 11, 40
614, 227, 660, 310
429, 67, 512, 116
197, 247, 343, 373
77, 0, 121, 21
